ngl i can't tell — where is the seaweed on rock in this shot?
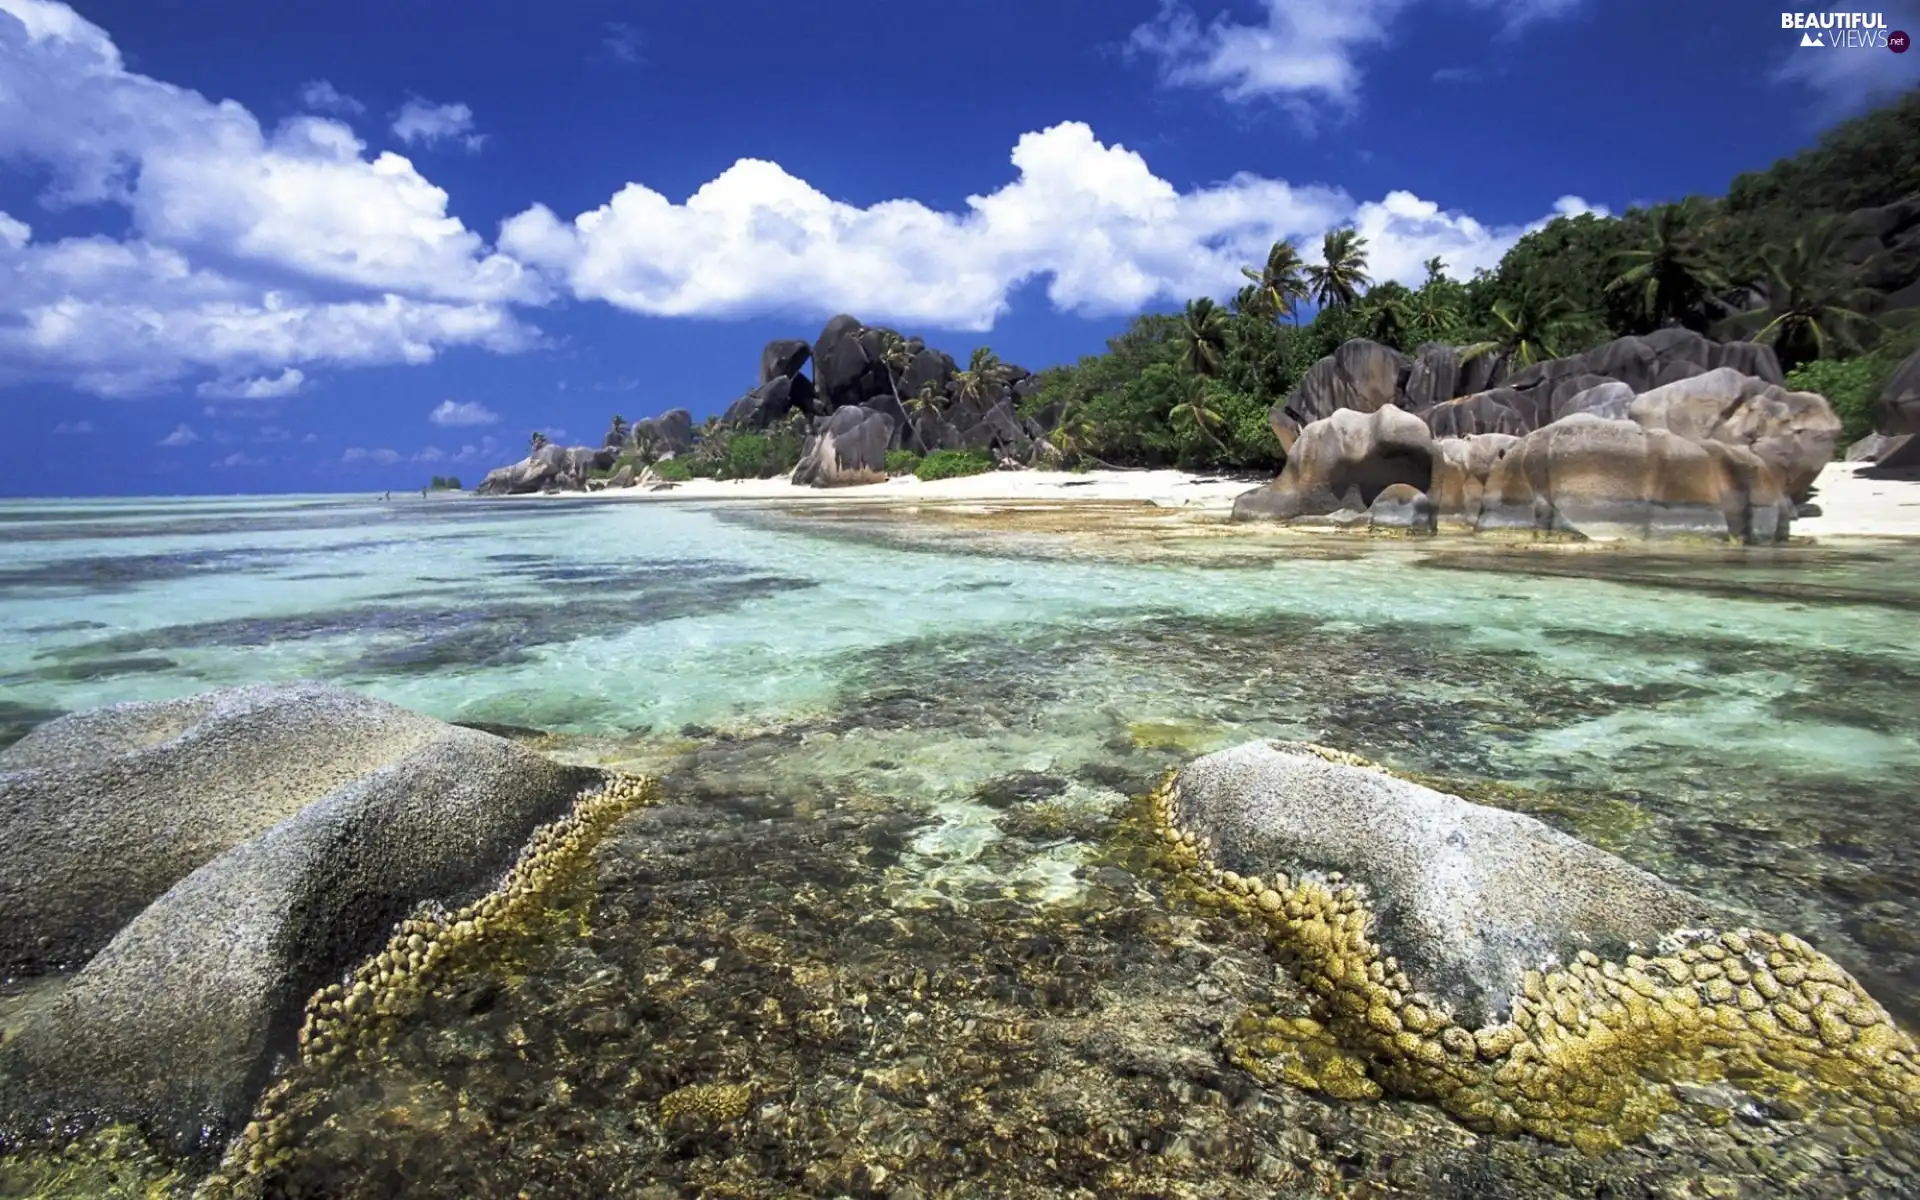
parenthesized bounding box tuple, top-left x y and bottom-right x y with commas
(1145, 745, 1920, 1157)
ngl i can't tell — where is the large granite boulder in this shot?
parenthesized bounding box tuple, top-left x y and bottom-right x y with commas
(1367, 483, 1435, 533)
(1234, 404, 1433, 523)
(1552, 380, 1634, 423)
(1427, 433, 1519, 533)
(1627, 367, 1841, 501)
(1166, 741, 1725, 1027)
(1713, 340, 1785, 385)
(792, 404, 894, 487)
(759, 338, 812, 385)
(1479, 414, 1792, 542)
(723, 374, 816, 429)
(1423, 390, 1527, 439)
(1269, 339, 1410, 453)
(1401, 343, 1463, 413)
(0, 683, 602, 1148)
(812, 314, 872, 410)
(1880, 347, 1920, 436)
(476, 442, 577, 495)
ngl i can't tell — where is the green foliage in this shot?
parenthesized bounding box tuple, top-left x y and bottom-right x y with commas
(426, 475, 463, 490)
(650, 457, 693, 482)
(1307, 227, 1373, 308)
(1786, 358, 1881, 445)
(722, 429, 803, 479)
(914, 449, 995, 481)
(884, 449, 923, 476)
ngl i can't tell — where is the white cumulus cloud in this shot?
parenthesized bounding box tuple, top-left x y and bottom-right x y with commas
(157, 422, 199, 446)
(429, 398, 501, 426)
(52, 419, 94, 433)
(502, 121, 1599, 331)
(341, 446, 402, 465)
(0, 0, 541, 397)
(390, 97, 485, 151)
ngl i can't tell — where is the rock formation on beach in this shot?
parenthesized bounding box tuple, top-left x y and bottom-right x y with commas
(1234, 331, 1842, 543)
(0, 683, 615, 1151)
(1847, 346, 1920, 470)
(1154, 740, 1920, 1150)
(476, 313, 1061, 493)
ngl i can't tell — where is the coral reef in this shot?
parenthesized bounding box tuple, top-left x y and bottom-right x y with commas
(1146, 745, 1920, 1155)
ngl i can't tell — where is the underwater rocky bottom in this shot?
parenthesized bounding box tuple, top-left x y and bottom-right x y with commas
(4, 520, 1919, 1199)
(12, 765, 1918, 1197)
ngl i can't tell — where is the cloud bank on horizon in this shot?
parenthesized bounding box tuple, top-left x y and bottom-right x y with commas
(0, 0, 1611, 404)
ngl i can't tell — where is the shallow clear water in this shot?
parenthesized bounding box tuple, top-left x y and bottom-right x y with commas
(1, 493, 1917, 1196)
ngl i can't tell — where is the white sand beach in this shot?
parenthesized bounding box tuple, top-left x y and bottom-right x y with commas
(507, 461, 1920, 539)
(1797, 462, 1920, 539)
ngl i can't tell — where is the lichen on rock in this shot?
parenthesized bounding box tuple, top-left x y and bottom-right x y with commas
(1148, 741, 1920, 1153)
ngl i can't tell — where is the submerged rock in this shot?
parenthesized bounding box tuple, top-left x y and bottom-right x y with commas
(0, 682, 603, 1150)
(1155, 741, 1920, 1150)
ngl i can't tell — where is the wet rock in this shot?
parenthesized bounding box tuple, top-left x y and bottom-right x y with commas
(972, 771, 1070, 809)
(0, 682, 601, 1148)
(1166, 740, 1728, 1026)
(1478, 415, 1793, 543)
(1367, 483, 1435, 533)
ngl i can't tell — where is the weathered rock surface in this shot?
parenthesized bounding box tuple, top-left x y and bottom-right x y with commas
(1553, 380, 1634, 423)
(1367, 483, 1435, 532)
(1423, 390, 1527, 439)
(1233, 405, 1433, 523)
(1478, 415, 1792, 542)
(1167, 741, 1726, 1027)
(1882, 347, 1920, 436)
(1427, 433, 1518, 532)
(759, 338, 812, 385)
(1269, 339, 1410, 453)
(1627, 366, 1841, 501)
(0, 683, 601, 1147)
(792, 405, 895, 487)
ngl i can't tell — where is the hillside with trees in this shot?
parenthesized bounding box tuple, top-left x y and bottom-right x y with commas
(1022, 91, 1920, 469)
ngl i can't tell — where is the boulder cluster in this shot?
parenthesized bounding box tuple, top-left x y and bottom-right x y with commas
(477, 314, 1066, 493)
(1235, 330, 1848, 542)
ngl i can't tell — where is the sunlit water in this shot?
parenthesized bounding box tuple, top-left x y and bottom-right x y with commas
(1, 493, 1916, 1197)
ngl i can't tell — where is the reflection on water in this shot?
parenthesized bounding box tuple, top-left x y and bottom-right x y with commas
(0, 494, 1916, 1196)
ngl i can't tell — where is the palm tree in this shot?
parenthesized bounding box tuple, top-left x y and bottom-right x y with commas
(1725, 218, 1878, 369)
(1461, 292, 1574, 369)
(1606, 198, 1731, 331)
(951, 347, 1008, 408)
(1358, 282, 1415, 349)
(1409, 287, 1459, 343)
(528, 431, 550, 453)
(1307, 227, 1373, 309)
(1423, 256, 1448, 284)
(871, 329, 916, 406)
(1169, 375, 1228, 450)
(1181, 297, 1230, 377)
(1241, 238, 1312, 324)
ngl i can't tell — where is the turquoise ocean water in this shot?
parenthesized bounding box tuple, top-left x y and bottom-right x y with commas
(2, 492, 1916, 1195)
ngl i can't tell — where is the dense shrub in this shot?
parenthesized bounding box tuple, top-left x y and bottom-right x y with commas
(650, 457, 693, 482)
(884, 450, 923, 475)
(914, 449, 995, 481)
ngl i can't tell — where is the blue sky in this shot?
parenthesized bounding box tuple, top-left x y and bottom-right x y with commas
(1, 0, 1914, 496)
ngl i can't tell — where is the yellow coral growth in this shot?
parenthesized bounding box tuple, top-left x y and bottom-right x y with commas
(209, 773, 660, 1189)
(1148, 758, 1920, 1153)
(659, 1082, 753, 1128)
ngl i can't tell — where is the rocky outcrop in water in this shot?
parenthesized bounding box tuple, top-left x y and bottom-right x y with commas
(0, 682, 602, 1149)
(1237, 332, 1836, 542)
(1156, 741, 1920, 1149)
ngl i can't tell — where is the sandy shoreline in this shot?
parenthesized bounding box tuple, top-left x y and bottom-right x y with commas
(499, 462, 1920, 539)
